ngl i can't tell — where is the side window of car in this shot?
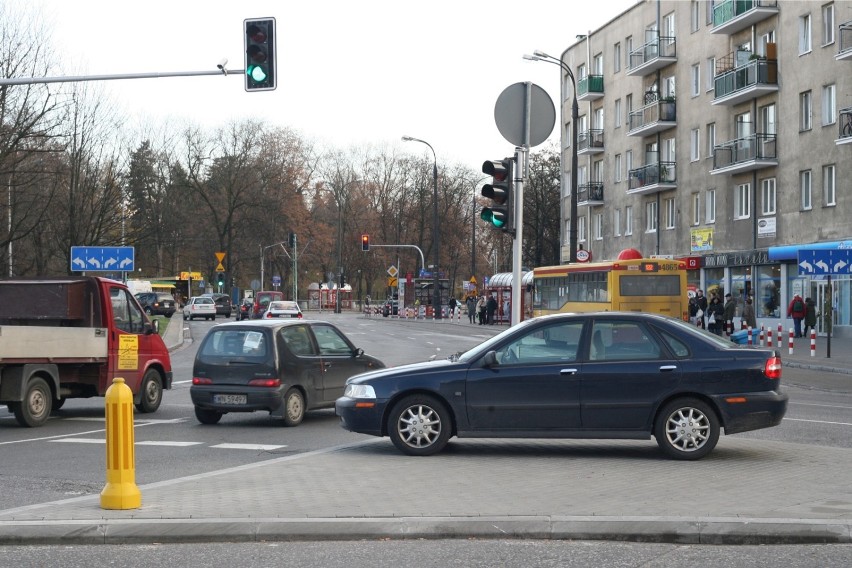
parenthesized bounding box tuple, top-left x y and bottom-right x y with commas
(312, 325, 352, 355)
(589, 320, 662, 362)
(280, 326, 316, 356)
(496, 321, 584, 365)
(657, 329, 690, 358)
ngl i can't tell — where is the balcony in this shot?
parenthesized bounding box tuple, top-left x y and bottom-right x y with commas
(577, 75, 604, 101)
(838, 21, 852, 61)
(627, 162, 677, 196)
(837, 107, 852, 146)
(627, 99, 676, 137)
(711, 0, 779, 35)
(577, 129, 605, 155)
(627, 36, 676, 76)
(577, 182, 604, 206)
(711, 133, 777, 175)
(712, 58, 778, 105)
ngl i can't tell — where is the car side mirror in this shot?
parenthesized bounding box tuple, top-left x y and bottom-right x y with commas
(354, 347, 364, 358)
(145, 319, 159, 335)
(481, 350, 498, 367)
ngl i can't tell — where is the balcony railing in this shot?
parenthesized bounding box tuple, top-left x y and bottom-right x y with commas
(627, 161, 677, 193)
(627, 99, 676, 136)
(711, 133, 777, 173)
(838, 107, 852, 145)
(577, 129, 604, 154)
(577, 75, 604, 100)
(627, 36, 676, 76)
(712, 0, 779, 35)
(839, 21, 852, 61)
(577, 182, 604, 205)
(713, 58, 778, 104)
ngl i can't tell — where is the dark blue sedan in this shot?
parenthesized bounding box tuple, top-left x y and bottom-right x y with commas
(335, 312, 788, 460)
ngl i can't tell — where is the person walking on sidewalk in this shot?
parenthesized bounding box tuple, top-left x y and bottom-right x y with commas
(477, 295, 487, 325)
(723, 293, 736, 335)
(742, 297, 757, 330)
(466, 295, 476, 324)
(803, 297, 817, 337)
(486, 295, 498, 325)
(787, 294, 806, 337)
(695, 289, 708, 329)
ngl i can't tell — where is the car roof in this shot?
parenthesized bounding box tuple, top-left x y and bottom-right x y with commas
(211, 318, 328, 330)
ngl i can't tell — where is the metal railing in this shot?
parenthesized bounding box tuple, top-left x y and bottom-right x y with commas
(577, 75, 604, 97)
(577, 129, 605, 152)
(713, 0, 778, 28)
(628, 36, 676, 70)
(577, 182, 604, 203)
(627, 161, 676, 191)
(840, 21, 852, 57)
(714, 58, 777, 98)
(839, 107, 852, 139)
(712, 133, 776, 169)
(628, 99, 676, 131)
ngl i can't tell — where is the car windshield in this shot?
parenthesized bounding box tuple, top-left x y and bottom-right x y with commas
(456, 318, 539, 363)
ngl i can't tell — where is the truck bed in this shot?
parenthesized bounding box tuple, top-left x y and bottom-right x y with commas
(0, 326, 108, 361)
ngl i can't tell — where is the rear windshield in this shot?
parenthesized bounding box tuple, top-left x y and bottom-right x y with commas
(156, 294, 173, 302)
(270, 301, 299, 310)
(201, 329, 269, 357)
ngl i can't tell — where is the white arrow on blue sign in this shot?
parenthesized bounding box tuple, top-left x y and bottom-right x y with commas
(797, 248, 852, 275)
(70, 246, 135, 272)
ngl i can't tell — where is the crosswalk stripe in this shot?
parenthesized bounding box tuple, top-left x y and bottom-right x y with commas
(49, 438, 285, 450)
(210, 443, 287, 451)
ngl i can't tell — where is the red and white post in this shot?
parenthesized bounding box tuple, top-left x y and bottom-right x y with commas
(759, 325, 765, 347)
(767, 329, 773, 348)
(810, 330, 817, 357)
(747, 327, 753, 346)
(788, 328, 794, 355)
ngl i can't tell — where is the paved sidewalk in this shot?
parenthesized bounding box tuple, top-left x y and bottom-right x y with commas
(1, 313, 849, 546)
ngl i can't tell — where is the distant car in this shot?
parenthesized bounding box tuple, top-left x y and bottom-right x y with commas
(382, 298, 399, 317)
(202, 293, 232, 318)
(183, 296, 216, 321)
(336, 312, 788, 460)
(190, 319, 385, 426)
(238, 298, 254, 321)
(135, 292, 177, 318)
(252, 290, 284, 318)
(263, 300, 303, 319)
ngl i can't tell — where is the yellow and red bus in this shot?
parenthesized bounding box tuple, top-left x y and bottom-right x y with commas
(532, 257, 688, 320)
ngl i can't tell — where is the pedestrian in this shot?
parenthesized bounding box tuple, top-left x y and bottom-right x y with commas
(723, 293, 736, 335)
(803, 297, 817, 337)
(466, 295, 476, 324)
(486, 294, 498, 325)
(448, 296, 457, 318)
(688, 296, 699, 326)
(742, 297, 757, 330)
(477, 295, 487, 325)
(695, 289, 708, 329)
(787, 294, 806, 337)
(706, 296, 724, 335)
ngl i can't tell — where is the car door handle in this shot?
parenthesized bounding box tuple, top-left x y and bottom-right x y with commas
(659, 365, 677, 372)
(560, 368, 578, 375)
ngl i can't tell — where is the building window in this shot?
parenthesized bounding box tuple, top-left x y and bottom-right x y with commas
(800, 91, 812, 131)
(625, 205, 633, 235)
(625, 94, 632, 124)
(578, 215, 587, 243)
(615, 153, 622, 182)
(705, 57, 715, 92)
(593, 213, 603, 240)
(593, 53, 603, 76)
(690, 128, 700, 162)
(823, 3, 835, 46)
(664, 198, 676, 230)
(625, 36, 633, 68)
(614, 42, 621, 73)
(691, 64, 700, 97)
(823, 164, 836, 206)
(822, 84, 836, 126)
(735, 183, 751, 219)
(645, 201, 658, 233)
(799, 14, 812, 54)
(614, 98, 622, 128)
(691, 192, 700, 226)
(760, 103, 777, 135)
(801, 170, 812, 210)
(705, 0, 713, 25)
(761, 178, 776, 215)
(626, 149, 633, 173)
(691, 1, 700, 32)
(614, 209, 621, 236)
(706, 189, 716, 223)
(706, 123, 715, 159)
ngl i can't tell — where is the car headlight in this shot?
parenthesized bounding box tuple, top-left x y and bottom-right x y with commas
(344, 384, 376, 399)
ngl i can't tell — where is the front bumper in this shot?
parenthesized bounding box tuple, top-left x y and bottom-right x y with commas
(334, 396, 387, 437)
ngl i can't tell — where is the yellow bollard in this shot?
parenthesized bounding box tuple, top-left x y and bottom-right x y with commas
(100, 377, 141, 510)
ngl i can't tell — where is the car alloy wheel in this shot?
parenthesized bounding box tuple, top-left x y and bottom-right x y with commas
(283, 388, 305, 427)
(654, 397, 720, 460)
(388, 395, 452, 456)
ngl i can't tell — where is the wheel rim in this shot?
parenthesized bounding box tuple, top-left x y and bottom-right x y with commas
(396, 404, 442, 449)
(286, 394, 303, 422)
(664, 406, 711, 453)
(144, 377, 160, 405)
(28, 387, 49, 420)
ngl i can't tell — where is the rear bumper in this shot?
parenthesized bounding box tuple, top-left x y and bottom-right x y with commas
(712, 390, 789, 435)
(190, 385, 284, 413)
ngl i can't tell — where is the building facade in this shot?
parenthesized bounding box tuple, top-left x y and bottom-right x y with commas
(558, 0, 852, 336)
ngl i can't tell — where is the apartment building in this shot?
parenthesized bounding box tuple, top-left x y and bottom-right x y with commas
(557, 0, 852, 336)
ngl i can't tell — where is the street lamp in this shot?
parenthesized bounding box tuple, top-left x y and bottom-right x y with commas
(402, 135, 441, 319)
(524, 50, 579, 264)
(322, 178, 359, 314)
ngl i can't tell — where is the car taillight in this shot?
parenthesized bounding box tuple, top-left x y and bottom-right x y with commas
(192, 377, 212, 385)
(297, 313, 303, 319)
(265, 312, 272, 318)
(764, 356, 781, 379)
(248, 378, 281, 387)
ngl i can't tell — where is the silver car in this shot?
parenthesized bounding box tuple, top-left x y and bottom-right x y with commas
(262, 300, 303, 319)
(183, 296, 216, 321)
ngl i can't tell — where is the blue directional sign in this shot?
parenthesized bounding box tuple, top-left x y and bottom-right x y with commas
(797, 248, 852, 276)
(70, 246, 135, 272)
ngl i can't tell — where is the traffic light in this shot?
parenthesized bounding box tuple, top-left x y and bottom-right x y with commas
(217, 273, 225, 288)
(480, 158, 514, 234)
(289, 232, 296, 248)
(244, 18, 276, 91)
(361, 234, 370, 251)
(340, 274, 346, 287)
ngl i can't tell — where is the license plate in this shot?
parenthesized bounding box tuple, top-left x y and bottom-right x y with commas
(213, 394, 247, 405)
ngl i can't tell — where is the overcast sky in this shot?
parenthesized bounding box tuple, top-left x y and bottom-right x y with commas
(31, 0, 637, 171)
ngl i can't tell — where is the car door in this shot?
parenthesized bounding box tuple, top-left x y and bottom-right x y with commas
(107, 285, 148, 392)
(465, 320, 585, 431)
(580, 318, 681, 431)
(310, 323, 367, 402)
(278, 325, 325, 404)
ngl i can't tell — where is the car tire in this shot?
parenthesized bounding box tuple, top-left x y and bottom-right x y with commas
(135, 369, 163, 414)
(183, 312, 188, 320)
(165, 313, 173, 319)
(654, 397, 720, 460)
(144, 307, 153, 315)
(195, 406, 222, 425)
(12, 377, 52, 428)
(282, 388, 305, 427)
(388, 394, 452, 456)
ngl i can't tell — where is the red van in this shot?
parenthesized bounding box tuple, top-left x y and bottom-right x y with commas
(252, 290, 284, 318)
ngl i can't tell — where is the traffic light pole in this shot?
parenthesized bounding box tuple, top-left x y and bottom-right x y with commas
(511, 147, 525, 327)
(0, 69, 245, 87)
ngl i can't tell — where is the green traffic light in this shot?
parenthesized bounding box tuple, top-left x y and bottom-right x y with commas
(480, 209, 507, 228)
(247, 65, 268, 82)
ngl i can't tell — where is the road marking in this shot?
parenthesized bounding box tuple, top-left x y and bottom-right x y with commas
(49, 439, 284, 450)
(136, 441, 204, 447)
(211, 443, 287, 451)
(49, 438, 103, 444)
(784, 418, 852, 427)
